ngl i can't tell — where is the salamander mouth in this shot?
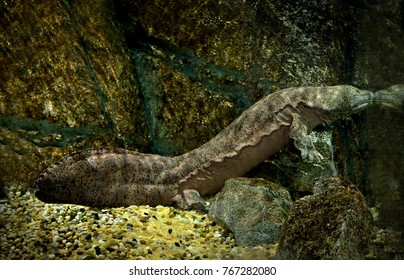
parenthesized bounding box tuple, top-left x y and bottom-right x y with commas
(372, 88, 404, 110)
(351, 89, 403, 112)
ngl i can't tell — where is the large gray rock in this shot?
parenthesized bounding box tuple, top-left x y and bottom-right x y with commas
(276, 178, 373, 259)
(209, 177, 293, 246)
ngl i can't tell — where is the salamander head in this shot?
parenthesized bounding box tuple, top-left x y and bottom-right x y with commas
(313, 85, 403, 122)
(350, 84, 404, 113)
(308, 85, 374, 122)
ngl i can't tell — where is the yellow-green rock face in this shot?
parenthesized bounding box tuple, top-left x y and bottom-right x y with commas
(123, 0, 345, 86)
(1, 0, 147, 188)
(0, 0, 148, 152)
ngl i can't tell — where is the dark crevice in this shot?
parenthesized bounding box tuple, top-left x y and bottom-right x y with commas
(113, 0, 164, 153)
(0, 176, 5, 198)
(0, 114, 109, 148)
(62, 0, 113, 133)
(131, 50, 163, 154)
(335, 0, 361, 85)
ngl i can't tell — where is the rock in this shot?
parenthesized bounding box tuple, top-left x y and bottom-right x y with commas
(312, 176, 350, 193)
(209, 177, 293, 246)
(122, 0, 347, 86)
(276, 178, 373, 259)
(352, 0, 404, 89)
(0, 0, 146, 193)
(0, 0, 146, 148)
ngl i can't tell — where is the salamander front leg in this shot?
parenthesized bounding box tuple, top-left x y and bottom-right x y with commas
(289, 112, 324, 162)
(172, 189, 208, 211)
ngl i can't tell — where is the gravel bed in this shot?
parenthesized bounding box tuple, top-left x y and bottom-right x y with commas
(2, 186, 401, 260)
(0, 187, 277, 260)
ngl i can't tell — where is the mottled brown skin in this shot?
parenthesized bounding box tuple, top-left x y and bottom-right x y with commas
(33, 85, 403, 209)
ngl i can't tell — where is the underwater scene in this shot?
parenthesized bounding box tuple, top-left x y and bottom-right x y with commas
(1, 0, 403, 260)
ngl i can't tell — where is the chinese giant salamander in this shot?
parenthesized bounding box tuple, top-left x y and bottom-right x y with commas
(33, 84, 403, 209)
